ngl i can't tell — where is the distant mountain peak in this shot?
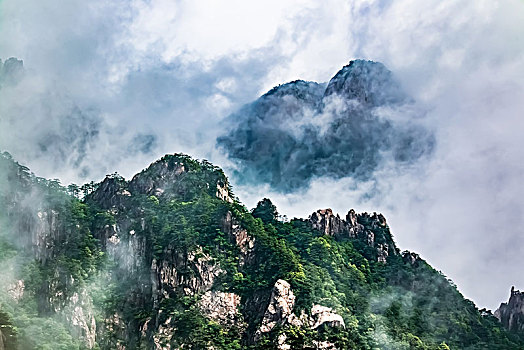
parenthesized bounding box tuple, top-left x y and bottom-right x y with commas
(217, 59, 434, 192)
(0, 57, 24, 86)
(323, 59, 408, 107)
(263, 79, 325, 99)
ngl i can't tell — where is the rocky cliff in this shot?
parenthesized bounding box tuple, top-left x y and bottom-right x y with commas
(309, 208, 394, 263)
(495, 287, 524, 332)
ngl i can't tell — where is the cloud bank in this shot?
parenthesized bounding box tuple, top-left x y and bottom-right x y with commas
(1, 0, 524, 311)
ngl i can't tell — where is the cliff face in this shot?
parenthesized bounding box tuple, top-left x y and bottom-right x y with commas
(1, 152, 524, 349)
(495, 287, 524, 332)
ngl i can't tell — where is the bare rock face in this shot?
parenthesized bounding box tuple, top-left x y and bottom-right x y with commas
(323, 60, 407, 108)
(402, 251, 421, 266)
(7, 280, 24, 301)
(276, 334, 338, 350)
(309, 208, 393, 263)
(103, 223, 148, 274)
(221, 211, 256, 266)
(39, 276, 97, 349)
(313, 340, 338, 349)
(495, 287, 524, 332)
(255, 280, 346, 348)
(216, 182, 233, 203)
(346, 209, 365, 238)
(310, 305, 345, 329)
(129, 160, 186, 198)
(87, 176, 130, 210)
(376, 244, 389, 264)
(277, 333, 291, 350)
(102, 313, 128, 350)
(153, 316, 175, 350)
(34, 209, 60, 264)
(152, 246, 225, 298)
(257, 279, 296, 335)
(198, 291, 243, 327)
(310, 209, 349, 237)
(63, 290, 97, 349)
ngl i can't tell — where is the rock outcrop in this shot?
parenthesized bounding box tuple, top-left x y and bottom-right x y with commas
(129, 158, 186, 197)
(495, 287, 524, 332)
(33, 209, 61, 264)
(127, 154, 232, 202)
(257, 279, 297, 336)
(198, 291, 243, 327)
(221, 210, 256, 266)
(152, 247, 225, 298)
(87, 175, 130, 210)
(310, 304, 345, 329)
(323, 60, 407, 107)
(255, 279, 345, 347)
(309, 208, 395, 262)
(102, 313, 128, 350)
(63, 290, 97, 349)
(402, 251, 421, 266)
(7, 280, 24, 301)
(310, 209, 350, 237)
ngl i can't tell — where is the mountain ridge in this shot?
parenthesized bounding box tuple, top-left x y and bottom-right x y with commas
(1, 151, 523, 349)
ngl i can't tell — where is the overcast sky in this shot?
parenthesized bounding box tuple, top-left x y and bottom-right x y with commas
(1, 0, 524, 310)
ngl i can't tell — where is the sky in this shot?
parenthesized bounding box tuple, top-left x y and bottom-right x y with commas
(1, 0, 524, 310)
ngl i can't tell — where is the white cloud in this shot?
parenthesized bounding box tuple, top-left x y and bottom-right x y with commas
(1, 0, 524, 310)
(124, 0, 316, 63)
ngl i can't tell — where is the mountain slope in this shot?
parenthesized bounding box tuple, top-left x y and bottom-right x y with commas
(0, 152, 523, 349)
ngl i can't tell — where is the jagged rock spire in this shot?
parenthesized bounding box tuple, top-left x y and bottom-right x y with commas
(495, 287, 524, 332)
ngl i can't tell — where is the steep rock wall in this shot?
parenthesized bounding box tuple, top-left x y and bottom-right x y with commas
(496, 287, 524, 332)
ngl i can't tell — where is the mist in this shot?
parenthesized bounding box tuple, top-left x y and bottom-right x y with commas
(1, 0, 524, 312)
(217, 60, 435, 192)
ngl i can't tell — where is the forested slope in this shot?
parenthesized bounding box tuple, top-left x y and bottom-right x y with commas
(0, 152, 522, 349)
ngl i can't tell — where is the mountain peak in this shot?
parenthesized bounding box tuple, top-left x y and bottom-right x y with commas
(129, 154, 232, 201)
(263, 79, 326, 103)
(323, 59, 408, 107)
(217, 59, 433, 193)
(309, 208, 395, 263)
(2, 153, 524, 349)
(0, 57, 24, 86)
(495, 287, 524, 332)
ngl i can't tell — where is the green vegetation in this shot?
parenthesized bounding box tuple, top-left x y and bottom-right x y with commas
(0, 152, 523, 349)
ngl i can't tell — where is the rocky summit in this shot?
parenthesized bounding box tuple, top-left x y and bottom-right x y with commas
(0, 151, 523, 349)
(495, 287, 524, 333)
